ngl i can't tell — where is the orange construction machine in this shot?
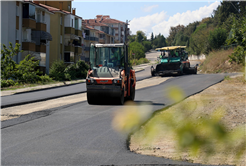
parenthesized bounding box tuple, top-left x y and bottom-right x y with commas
(86, 43, 136, 105)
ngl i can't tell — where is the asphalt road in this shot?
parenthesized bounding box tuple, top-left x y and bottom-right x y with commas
(1, 67, 151, 108)
(2, 73, 228, 165)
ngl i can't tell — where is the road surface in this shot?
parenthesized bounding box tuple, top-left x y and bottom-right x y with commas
(2, 73, 228, 165)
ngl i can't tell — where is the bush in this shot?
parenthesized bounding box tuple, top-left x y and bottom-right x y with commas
(1, 79, 16, 88)
(208, 27, 227, 50)
(64, 60, 89, 80)
(49, 60, 67, 81)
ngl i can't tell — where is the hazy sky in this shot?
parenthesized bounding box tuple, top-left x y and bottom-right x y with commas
(72, 0, 221, 38)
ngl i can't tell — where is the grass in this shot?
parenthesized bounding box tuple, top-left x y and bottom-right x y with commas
(199, 48, 244, 74)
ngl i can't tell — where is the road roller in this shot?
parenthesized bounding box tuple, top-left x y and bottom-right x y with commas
(86, 43, 136, 105)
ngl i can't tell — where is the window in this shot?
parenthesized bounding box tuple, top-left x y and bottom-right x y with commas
(60, 35, 62, 44)
(60, 16, 62, 25)
(16, 30, 19, 40)
(22, 4, 35, 19)
(37, 10, 41, 22)
(16, 6, 19, 16)
(75, 19, 78, 30)
(42, 13, 45, 23)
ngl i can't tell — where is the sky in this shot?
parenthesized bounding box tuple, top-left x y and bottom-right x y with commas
(72, 0, 221, 39)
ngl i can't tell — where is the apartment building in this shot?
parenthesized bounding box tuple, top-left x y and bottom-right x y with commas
(38, 1, 83, 68)
(83, 19, 114, 44)
(1, 0, 53, 74)
(95, 15, 129, 43)
(83, 25, 99, 62)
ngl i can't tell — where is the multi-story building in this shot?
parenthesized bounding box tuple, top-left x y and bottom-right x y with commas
(95, 15, 129, 43)
(1, 0, 53, 74)
(83, 25, 99, 62)
(83, 19, 114, 44)
(38, 2, 83, 68)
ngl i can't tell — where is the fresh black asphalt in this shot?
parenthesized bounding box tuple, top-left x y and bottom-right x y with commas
(1, 68, 152, 108)
(2, 73, 230, 165)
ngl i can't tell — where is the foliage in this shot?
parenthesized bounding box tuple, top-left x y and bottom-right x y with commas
(208, 27, 227, 50)
(49, 60, 67, 81)
(129, 58, 149, 67)
(15, 54, 41, 83)
(64, 60, 89, 81)
(112, 86, 245, 163)
(153, 34, 166, 48)
(142, 41, 152, 52)
(227, 17, 246, 65)
(128, 42, 145, 60)
(1, 42, 53, 88)
(1, 43, 20, 80)
(136, 31, 146, 43)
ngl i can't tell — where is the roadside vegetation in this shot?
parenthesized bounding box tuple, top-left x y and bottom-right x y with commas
(128, 30, 166, 67)
(199, 48, 244, 73)
(1, 43, 89, 90)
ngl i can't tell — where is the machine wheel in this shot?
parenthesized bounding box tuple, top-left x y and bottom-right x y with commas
(151, 66, 156, 76)
(118, 89, 125, 105)
(87, 93, 96, 105)
(127, 85, 135, 101)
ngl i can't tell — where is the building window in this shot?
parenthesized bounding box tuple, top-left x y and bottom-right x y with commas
(60, 16, 62, 25)
(60, 35, 62, 44)
(75, 19, 78, 30)
(16, 30, 19, 40)
(37, 10, 41, 22)
(23, 4, 35, 20)
(16, 6, 19, 16)
(68, 5, 71, 12)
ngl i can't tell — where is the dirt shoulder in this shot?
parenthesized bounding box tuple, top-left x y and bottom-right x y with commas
(130, 75, 246, 166)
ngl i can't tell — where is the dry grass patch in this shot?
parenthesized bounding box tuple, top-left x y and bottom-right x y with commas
(199, 49, 244, 73)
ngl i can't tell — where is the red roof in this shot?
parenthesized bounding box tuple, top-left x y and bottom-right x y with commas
(84, 19, 109, 27)
(39, 3, 82, 18)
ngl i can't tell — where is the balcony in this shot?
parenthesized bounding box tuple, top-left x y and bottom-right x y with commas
(75, 46, 82, 54)
(36, 44, 46, 53)
(22, 41, 36, 52)
(65, 27, 75, 35)
(22, 18, 36, 29)
(84, 36, 99, 41)
(36, 22, 46, 32)
(65, 45, 75, 52)
(75, 29, 82, 37)
(99, 38, 106, 44)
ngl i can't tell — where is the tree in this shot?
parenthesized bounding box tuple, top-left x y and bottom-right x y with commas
(227, 17, 246, 65)
(151, 32, 154, 44)
(136, 30, 146, 43)
(208, 27, 227, 50)
(1, 43, 20, 80)
(166, 25, 185, 46)
(128, 41, 145, 60)
(142, 41, 152, 53)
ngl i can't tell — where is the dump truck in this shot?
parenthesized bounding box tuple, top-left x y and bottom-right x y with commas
(86, 43, 136, 105)
(151, 46, 197, 76)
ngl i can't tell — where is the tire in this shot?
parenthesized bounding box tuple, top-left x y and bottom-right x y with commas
(127, 86, 135, 101)
(87, 92, 96, 105)
(118, 90, 125, 105)
(151, 66, 156, 76)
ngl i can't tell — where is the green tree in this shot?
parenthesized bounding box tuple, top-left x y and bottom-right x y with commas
(227, 17, 246, 64)
(136, 31, 146, 43)
(151, 32, 154, 44)
(128, 41, 145, 60)
(142, 41, 152, 52)
(1, 43, 20, 80)
(208, 27, 227, 50)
